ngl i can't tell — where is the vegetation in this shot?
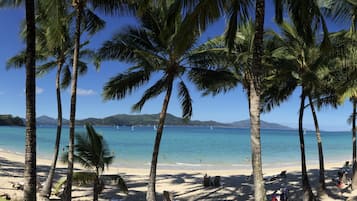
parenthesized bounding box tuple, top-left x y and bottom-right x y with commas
(0, 115, 24, 126)
(1, 0, 357, 201)
(59, 124, 127, 201)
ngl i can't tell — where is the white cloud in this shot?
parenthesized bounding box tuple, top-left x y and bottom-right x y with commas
(23, 87, 44, 95)
(76, 88, 97, 96)
(36, 86, 44, 95)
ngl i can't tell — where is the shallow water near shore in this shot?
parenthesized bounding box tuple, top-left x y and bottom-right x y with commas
(0, 126, 351, 170)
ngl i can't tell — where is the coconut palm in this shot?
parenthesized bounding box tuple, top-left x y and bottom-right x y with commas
(272, 22, 336, 199)
(0, 0, 36, 199)
(24, 0, 36, 200)
(6, 1, 99, 196)
(62, 0, 107, 199)
(323, 0, 357, 188)
(329, 29, 357, 188)
(58, 124, 127, 201)
(98, 2, 237, 200)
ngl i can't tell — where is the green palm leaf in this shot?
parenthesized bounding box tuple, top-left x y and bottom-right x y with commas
(103, 70, 151, 100)
(132, 76, 168, 112)
(178, 81, 193, 120)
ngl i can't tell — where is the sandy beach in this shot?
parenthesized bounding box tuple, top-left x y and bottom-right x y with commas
(1, 150, 357, 200)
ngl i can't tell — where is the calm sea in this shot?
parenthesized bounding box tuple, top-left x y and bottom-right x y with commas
(0, 126, 352, 169)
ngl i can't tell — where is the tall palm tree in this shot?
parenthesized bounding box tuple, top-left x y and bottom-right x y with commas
(272, 22, 335, 199)
(330, 29, 357, 188)
(250, 1, 266, 199)
(98, 2, 233, 200)
(24, 0, 37, 200)
(0, 0, 37, 199)
(6, 3, 99, 197)
(62, 0, 107, 199)
(323, 0, 357, 188)
(59, 124, 127, 201)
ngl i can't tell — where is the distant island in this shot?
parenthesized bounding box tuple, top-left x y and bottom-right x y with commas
(34, 113, 292, 130)
(0, 113, 292, 129)
(0, 115, 25, 126)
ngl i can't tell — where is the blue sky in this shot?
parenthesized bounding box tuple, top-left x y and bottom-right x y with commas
(0, 2, 353, 131)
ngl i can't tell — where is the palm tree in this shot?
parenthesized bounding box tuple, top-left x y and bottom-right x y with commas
(272, 22, 335, 199)
(62, 1, 107, 199)
(323, 0, 357, 188)
(98, 2, 232, 200)
(24, 0, 37, 200)
(329, 29, 357, 188)
(250, 1, 266, 199)
(6, 2, 99, 197)
(0, 0, 37, 199)
(59, 124, 127, 201)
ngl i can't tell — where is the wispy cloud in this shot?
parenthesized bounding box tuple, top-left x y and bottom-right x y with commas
(23, 87, 44, 95)
(76, 88, 97, 96)
(36, 86, 44, 95)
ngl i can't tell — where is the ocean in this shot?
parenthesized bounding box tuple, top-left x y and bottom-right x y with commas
(0, 126, 352, 170)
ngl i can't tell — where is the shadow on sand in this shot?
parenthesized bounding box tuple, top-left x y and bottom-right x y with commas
(0, 156, 352, 201)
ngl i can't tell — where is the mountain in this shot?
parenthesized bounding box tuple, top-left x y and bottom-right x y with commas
(0, 115, 25, 126)
(35, 114, 292, 130)
(37, 115, 69, 125)
(230, 120, 292, 130)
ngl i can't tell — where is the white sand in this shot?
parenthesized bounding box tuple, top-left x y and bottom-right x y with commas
(1, 150, 356, 200)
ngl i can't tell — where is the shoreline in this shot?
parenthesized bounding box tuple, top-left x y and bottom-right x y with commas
(1, 149, 356, 200)
(0, 148, 351, 177)
(0, 147, 351, 172)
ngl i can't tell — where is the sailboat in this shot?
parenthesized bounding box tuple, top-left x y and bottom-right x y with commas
(131, 125, 135, 132)
(153, 125, 157, 131)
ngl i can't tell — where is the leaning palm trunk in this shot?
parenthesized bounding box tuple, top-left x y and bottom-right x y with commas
(299, 90, 315, 201)
(63, 1, 82, 200)
(352, 99, 357, 189)
(146, 79, 173, 201)
(41, 62, 64, 198)
(250, 0, 267, 200)
(93, 168, 100, 201)
(24, 0, 37, 200)
(308, 96, 326, 194)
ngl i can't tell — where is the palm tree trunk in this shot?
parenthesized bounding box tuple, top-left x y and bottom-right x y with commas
(351, 99, 357, 189)
(41, 61, 63, 199)
(250, 0, 267, 200)
(308, 96, 326, 194)
(24, 0, 37, 200)
(63, 1, 82, 200)
(93, 168, 100, 201)
(146, 79, 173, 201)
(299, 90, 314, 201)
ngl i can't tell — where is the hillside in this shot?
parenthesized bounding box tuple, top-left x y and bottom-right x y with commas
(0, 115, 25, 126)
(230, 120, 292, 130)
(35, 114, 292, 129)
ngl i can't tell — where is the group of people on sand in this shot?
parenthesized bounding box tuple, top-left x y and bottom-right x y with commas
(269, 161, 353, 201)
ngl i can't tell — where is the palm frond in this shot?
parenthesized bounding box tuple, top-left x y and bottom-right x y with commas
(0, 0, 22, 7)
(189, 68, 238, 96)
(177, 81, 192, 120)
(224, 0, 251, 51)
(132, 76, 168, 112)
(103, 70, 151, 100)
(61, 65, 71, 89)
(82, 9, 105, 35)
(6, 52, 27, 70)
(36, 61, 57, 77)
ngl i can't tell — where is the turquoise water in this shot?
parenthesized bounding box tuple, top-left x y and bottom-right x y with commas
(0, 126, 352, 169)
